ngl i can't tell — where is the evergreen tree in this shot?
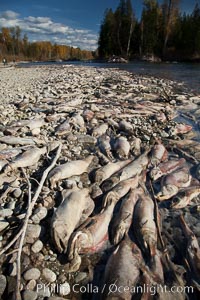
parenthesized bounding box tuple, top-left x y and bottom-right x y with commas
(192, 3, 200, 54)
(141, 0, 163, 57)
(98, 9, 117, 58)
(162, 0, 180, 58)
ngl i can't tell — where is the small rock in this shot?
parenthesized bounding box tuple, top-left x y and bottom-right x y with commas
(31, 207, 47, 224)
(26, 279, 36, 290)
(26, 224, 41, 243)
(23, 268, 41, 281)
(42, 268, 57, 283)
(160, 131, 169, 138)
(13, 188, 22, 198)
(31, 128, 40, 136)
(31, 240, 43, 253)
(91, 103, 99, 111)
(0, 274, 7, 296)
(143, 134, 150, 141)
(22, 290, 37, 300)
(58, 282, 71, 296)
(42, 196, 54, 208)
(170, 100, 176, 105)
(75, 272, 88, 283)
(0, 209, 13, 217)
(6, 201, 16, 210)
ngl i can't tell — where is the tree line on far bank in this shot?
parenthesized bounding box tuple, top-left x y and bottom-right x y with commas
(98, 0, 200, 62)
(0, 26, 93, 62)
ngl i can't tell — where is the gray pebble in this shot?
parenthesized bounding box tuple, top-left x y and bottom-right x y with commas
(58, 282, 71, 296)
(22, 290, 38, 300)
(0, 209, 13, 217)
(31, 207, 47, 224)
(42, 268, 57, 283)
(0, 274, 6, 296)
(13, 188, 22, 198)
(26, 224, 41, 243)
(31, 240, 43, 253)
(23, 268, 41, 281)
(0, 220, 9, 232)
(75, 272, 88, 283)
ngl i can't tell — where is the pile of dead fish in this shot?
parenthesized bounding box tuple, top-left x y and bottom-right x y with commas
(0, 65, 200, 300)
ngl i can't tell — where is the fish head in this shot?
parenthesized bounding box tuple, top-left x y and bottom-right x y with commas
(112, 223, 127, 245)
(171, 192, 187, 209)
(150, 168, 162, 181)
(51, 220, 70, 253)
(67, 231, 88, 261)
(103, 191, 117, 208)
(143, 231, 157, 257)
(94, 170, 104, 183)
(67, 250, 82, 273)
(131, 242, 143, 261)
(156, 184, 179, 201)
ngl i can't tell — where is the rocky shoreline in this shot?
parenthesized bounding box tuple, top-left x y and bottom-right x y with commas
(0, 65, 200, 300)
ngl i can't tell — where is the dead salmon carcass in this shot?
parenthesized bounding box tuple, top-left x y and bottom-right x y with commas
(48, 155, 94, 188)
(119, 119, 133, 132)
(150, 158, 186, 181)
(0, 136, 36, 146)
(70, 112, 85, 129)
(156, 167, 192, 201)
(148, 250, 165, 284)
(0, 146, 23, 160)
(113, 136, 130, 159)
(171, 186, 200, 209)
(4, 146, 47, 173)
(103, 175, 139, 208)
(131, 137, 141, 156)
(97, 135, 113, 159)
(9, 118, 45, 130)
(0, 174, 17, 187)
(0, 148, 23, 160)
(150, 142, 168, 166)
(107, 118, 119, 130)
(51, 188, 94, 253)
(94, 159, 132, 184)
(67, 201, 115, 272)
(111, 189, 140, 245)
(101, 150, 149, 192)
(101, 238, 143, 300)
(133, 191, 157, 257)
(82, 109, 94, 122)
(92, 123, 108, 137)
(179, 215, 200, 282)
(55, 120, 71, 136)
(171, 123, 193, 135)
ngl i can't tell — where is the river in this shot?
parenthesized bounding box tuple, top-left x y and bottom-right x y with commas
(19, 60, 200, 93)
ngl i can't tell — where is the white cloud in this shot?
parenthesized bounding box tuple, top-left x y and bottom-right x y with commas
(1, 10, 19, 20)
(0, 10, 98, 51)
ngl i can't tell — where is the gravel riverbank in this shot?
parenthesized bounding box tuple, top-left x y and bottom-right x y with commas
(0, 65, 200, 300)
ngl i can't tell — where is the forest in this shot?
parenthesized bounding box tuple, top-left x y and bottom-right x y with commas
(1, 0, 200, 63)
(0, 26, 94, 62)
(98, 0, 200, 62)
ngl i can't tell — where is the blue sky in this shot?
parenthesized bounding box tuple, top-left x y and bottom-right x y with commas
(0, 0, 198, 50)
